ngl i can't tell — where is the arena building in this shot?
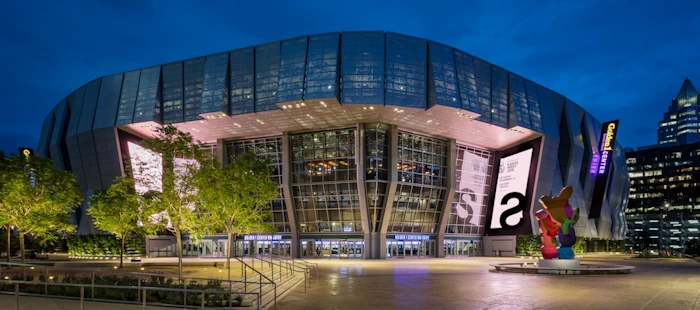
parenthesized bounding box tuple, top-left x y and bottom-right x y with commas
(36, 31, 630, 259)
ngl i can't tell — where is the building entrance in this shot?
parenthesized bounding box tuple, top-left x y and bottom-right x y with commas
(235, 240, 291, 257)
(444, 240, 481, 256)
(386, 240, 435, 258)
(301, 239, 364, 258)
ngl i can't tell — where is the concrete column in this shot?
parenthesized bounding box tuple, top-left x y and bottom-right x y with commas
(355, 123, 373, 258)
(216, 139, 226, 168)
(281, 133, 300, 258)
(436, 139, 458, 258)
(377, 125, 399, 259)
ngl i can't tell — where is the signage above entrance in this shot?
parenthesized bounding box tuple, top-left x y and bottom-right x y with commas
(244, 235, 282, 241)
(393, 235, 430, 241)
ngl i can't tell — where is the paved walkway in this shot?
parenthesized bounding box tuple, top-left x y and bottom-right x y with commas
(0, 294, 172, 310)
(278, 255, 700, 310)
(2, 255, 698, 309)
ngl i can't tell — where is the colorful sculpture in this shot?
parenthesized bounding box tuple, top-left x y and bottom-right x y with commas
(536, 187, 580, 259)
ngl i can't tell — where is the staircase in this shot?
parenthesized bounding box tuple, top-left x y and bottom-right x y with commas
(229, 255, 317, 309)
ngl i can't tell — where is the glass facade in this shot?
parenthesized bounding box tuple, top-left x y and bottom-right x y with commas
(133, 66, 162, 123)
(276, 36, 308, 103)
(340, 31, 384, 104)
(229, 47, 255, 115)
(525, 79, 544, 132)
(428, 41, 459, 108)
(93, 73, 123, 130)
(162, 62, 184, 124)
(365, 124, 390, 232)
(116, 70, 140, 126)
(446, 146, 493, 235)
(255, 42, 280, 112)
(40, 31, 631, 255)
(304, 32, 339, 100)
(454, 50, 481, 115)
(389, 131, 448, 233)
(183, 57, 205, 122)
(226, 137, 290, 233)
(291, 129, 363, 233)
(385, 32, 427, 108)
(508, 73, 532, 129)
(490, 66, 509, 128)
(200, 52, 229, 115)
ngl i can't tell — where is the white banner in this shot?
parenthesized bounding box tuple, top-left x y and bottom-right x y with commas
(455, 150, 489, 225)
(489, 148, 533, 229)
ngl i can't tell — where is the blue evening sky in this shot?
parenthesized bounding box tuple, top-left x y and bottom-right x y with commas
(1, 0, 699, 154)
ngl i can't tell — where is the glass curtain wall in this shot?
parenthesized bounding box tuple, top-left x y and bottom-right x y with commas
(225, 137, 290, 233)
(291, 129, 363, 233)
(388, 131, 448, 233)
(365, 124, 390, 232)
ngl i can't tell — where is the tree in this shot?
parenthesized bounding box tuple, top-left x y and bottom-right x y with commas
(0, 154, 80, 263)
(88, 176, 153, 268)
(196, 153, 278, 281)
(137, 125, 205, 278)
(0, 151, 11, 263)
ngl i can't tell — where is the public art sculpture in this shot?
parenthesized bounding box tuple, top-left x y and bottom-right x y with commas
(536, 186, 579, 259)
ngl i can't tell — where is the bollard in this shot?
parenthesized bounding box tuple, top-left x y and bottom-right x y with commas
(80, 286, 85, 310)
(15, 282, 19, 310)
(91, 272, 95, 300)
(137, 277, 141, 302)
(44, 267, 48, 296)
(201, 291, 205, 310)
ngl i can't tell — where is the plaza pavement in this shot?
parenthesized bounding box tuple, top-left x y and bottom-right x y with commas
(1, 254, 698, 309)
(278, 254, 700, 310)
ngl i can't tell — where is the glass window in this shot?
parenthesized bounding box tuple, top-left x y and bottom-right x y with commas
(340, 31, 385, 104)
(225, 137, 290, 233)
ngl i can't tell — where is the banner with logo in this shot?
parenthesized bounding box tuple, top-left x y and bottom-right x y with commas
(489, 148, 533, 230)
(453, 150, 490, 226)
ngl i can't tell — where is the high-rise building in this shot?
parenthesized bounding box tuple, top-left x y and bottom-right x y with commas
(36, 31, 630, 259)
(658, 78, 700, 145)
(625, 143, 700, 254)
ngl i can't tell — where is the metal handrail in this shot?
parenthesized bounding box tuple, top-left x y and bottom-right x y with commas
(0, 279, 260, 310)
(234, 257, 276, 309)
(0, 262, 246, 289)
(271, 255, 318, 279)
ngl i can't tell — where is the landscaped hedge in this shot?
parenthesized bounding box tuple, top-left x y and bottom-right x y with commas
(67, 235, 145, 256)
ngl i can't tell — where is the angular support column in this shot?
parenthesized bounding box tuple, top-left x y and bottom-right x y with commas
(355, 123, 372, 258)
(281, 132, 300, 258)
(377, 125, 399, 259)
(436, 139, 457, 258)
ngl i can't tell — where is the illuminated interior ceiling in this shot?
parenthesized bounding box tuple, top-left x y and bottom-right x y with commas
(122, 98, 540, 151)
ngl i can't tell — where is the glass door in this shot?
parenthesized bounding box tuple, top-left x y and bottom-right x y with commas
(339, 242, 349, 258)
(354, 241, 363, 258)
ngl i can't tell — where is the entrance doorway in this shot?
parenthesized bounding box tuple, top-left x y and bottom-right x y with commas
(444, 240, 481, 256)
(386, 240, 435, 258)
(235, 240, 292, 257)
(301, 240, 364, 259)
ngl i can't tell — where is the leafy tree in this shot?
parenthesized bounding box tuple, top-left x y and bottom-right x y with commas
(88, 176, 154, 268)
(196, 153, 278, 281)
(0, 153, 80, 263)
(0, 151, 11, 262)
(137, 125, 205, 278)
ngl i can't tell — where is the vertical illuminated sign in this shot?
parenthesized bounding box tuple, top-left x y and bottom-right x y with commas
(589, 120, 619, 219)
